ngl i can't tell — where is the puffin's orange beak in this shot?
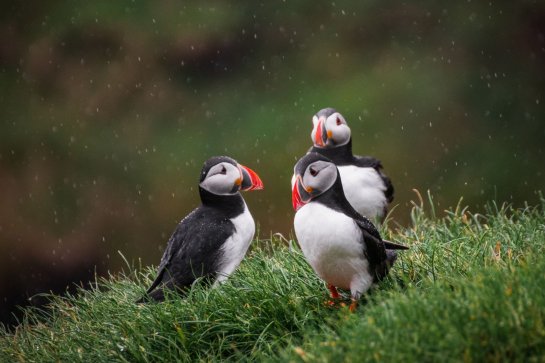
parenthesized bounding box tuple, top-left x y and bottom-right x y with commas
(314, 118, 325, 147)
(239, 164, 264, 191)
(292, 175, 311, 211)
(314, 116, 330, 147)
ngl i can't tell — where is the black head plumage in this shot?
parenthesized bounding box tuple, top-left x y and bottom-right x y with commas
(315, 107, 337, 119)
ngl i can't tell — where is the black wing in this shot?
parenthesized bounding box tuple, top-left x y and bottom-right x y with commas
(352, 155, 382, 169)
(144, 213, 193, 295)
(354, 215, 382, 241)
(354, 217, 408, 282)
(354, 217, 408, 251)
(359, 227, 390, 282)
(353, 216, 388, 281)
(353, 155, 394, 204)
(382, 239, 409, 250)
(144, 207, 235, 297)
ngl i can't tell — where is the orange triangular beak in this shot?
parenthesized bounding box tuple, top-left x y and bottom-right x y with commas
(239, 164, 264, 191)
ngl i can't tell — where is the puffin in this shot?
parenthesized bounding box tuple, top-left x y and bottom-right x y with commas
(292, 153, 407, 311)
(138, 156, 263, 302)
(309, 107, 394, 222)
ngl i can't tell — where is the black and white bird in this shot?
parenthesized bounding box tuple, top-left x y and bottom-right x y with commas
(309, 107, 394, 222)
(138, 156, 263, 302)
(292, 153, 407, 311)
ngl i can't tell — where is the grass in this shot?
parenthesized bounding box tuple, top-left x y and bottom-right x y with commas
(1, 194, 545, 362)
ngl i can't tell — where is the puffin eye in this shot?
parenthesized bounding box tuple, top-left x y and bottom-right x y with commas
(336, 117, 342, 126)
(220, 166, 227, 175)
(309, 167, 318, 177)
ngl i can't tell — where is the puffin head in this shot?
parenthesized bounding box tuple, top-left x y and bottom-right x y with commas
(199, 156, 263, 196)
(291, 153, 339, 211)
(311, 107, 351, 148)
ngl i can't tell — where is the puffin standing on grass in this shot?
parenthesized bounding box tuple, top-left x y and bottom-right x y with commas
(292, 153, 407, 311)
(138, 156, 263, 302)
(310, 108, 394, 222)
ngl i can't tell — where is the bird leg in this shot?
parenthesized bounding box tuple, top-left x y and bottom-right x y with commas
(349, 291, 361, 312)
(325, 284, 341, 306)
(349, 298, 358, 312)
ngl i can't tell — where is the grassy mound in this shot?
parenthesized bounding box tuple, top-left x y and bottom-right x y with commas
(2, 196, 545, 362)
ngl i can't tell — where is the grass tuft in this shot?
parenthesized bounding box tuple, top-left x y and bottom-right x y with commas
(2, 198, 545, 362)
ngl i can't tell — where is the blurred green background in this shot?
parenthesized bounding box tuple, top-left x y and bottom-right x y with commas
(1, 1, 544, 325)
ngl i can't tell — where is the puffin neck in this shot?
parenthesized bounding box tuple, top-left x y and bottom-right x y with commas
(199, 187, 245, 217)
(312, 138, 354, 165)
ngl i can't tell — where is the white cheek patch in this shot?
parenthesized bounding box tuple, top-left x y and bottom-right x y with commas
(310, 128, 317, 144)
(324, 115, 351, 147)
(310, 127, 318, 144)
(200, 164, 240, 195)
(312, 115, 320, 128)
(310, 116, 320, 143)
(332, 126, 351, 146)
(302, 162, 337, 196)
(200, 175, 232, 195)
(325, 114, 337, 130)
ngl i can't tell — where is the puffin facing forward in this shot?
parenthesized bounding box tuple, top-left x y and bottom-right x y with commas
(310, 108, 394, 222)
(292, 153, 407, 311)
(138, 156, 263, 302)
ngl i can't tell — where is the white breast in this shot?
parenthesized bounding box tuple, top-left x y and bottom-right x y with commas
(214, 203, 255, 285)
(338, 165, 387, 220)
(294, 203, 374, 295)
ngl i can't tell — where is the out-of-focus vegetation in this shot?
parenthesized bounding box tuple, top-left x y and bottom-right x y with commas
(1, 1, 544, 324)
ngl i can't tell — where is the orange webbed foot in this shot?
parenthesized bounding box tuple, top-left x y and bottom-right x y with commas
(349, 298, 358, 312)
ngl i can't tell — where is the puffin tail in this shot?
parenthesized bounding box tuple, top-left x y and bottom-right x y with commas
(386, 250, 398, 268)
(135, 288, 166, 304)
(383, 239, 409, 250)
